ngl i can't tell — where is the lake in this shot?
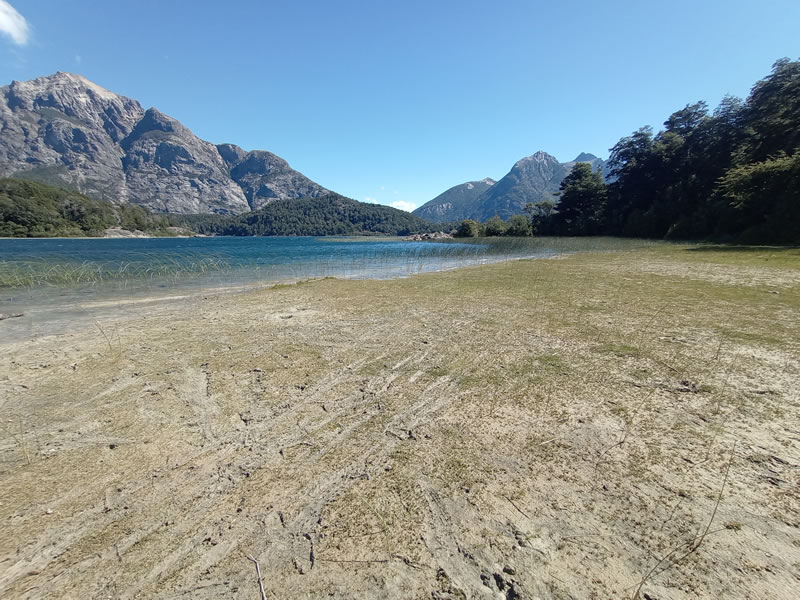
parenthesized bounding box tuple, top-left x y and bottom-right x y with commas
(0, 236, 556, 342)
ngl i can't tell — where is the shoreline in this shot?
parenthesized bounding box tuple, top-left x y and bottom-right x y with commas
(0, 252, 559, 346)
(1, 247, 798, 599)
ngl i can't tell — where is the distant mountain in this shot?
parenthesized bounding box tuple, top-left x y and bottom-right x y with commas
(412, 177, 496, 221)
(474, 151, 567, 221)
(417, 151, 607, 222)
(0, 72, 328, 214)
(560, 152, 612, 181)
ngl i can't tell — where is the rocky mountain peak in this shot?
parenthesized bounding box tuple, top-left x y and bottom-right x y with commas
(53, 72, 121, 100)
(417, 150, 606, 222)
(233, 150, 290, 174)
(136, 107, 182, 133)
(227, 149, 328, 210)
(216, 143, 248, 169)
(3, 71, 144, 133)
(513, 151, 558, 169)
(0, 73, 331, 214)
(9, 71, 121, 103)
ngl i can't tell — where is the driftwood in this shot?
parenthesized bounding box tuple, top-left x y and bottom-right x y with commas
(0, 313, 24, 321)
(246, 555, 267, 600)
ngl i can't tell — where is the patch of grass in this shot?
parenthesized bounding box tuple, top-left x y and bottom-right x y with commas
(596, 342, 641, 358)
(685, 245, 800, 268)
(714, 327, 784, 347)
(536, 353, 568, 372)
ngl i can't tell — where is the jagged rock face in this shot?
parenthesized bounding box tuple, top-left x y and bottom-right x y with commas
(417, 152, 607, 222)
(216, 143, 247, 168)
(0, 72, 144, 203)
(221, 147, 328, 210)
(119, 108, 248, 213)
(0, 73, 328, 214)
(412, 177, 496, 222)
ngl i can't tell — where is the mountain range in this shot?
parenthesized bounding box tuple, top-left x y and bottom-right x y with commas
(412, 177, 496, 222)
(1, 72, 608, 224)
(0, 73, 328, 214)
(413, 151, 607, 222)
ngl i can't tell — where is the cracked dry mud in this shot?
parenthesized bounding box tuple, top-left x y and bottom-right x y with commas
(1, 247, 798, 599)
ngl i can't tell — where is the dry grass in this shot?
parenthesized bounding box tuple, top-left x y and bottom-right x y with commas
(0, 244, 798, 599)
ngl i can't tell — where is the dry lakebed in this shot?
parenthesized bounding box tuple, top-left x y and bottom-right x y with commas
(1, 245, 798, 599)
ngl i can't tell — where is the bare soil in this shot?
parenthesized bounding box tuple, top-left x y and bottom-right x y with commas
(1, 246, 798, 599)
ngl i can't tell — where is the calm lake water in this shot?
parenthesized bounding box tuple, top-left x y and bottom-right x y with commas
(0, 236, 554, 342)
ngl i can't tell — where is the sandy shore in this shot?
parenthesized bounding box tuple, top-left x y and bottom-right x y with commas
(1, 246, 798, 599)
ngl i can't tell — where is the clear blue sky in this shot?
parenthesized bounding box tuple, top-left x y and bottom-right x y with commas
(1, 1, 798, 211)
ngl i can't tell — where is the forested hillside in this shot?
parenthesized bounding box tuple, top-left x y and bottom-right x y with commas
(0, 178, 170, 237)
(169, 195, 434, 236)
(1, 180, 435, 238)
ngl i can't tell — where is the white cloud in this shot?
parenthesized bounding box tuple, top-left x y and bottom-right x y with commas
(364, 196, 377, 203)
(0, 1, 29, 46)
(75, 54, 82, 64)
(390, 200, 417, 212)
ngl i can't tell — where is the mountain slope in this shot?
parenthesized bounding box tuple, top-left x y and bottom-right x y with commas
(474, 151, 568, 221)
(118, 107, 249, 213)
(0, 72, 328, 214)
(0, 73, 145, 205)
(218, 145, 328, 210)
(171, 194, 433, 236)
(412, 178, 495, 222)
(419, 152, 607, 222)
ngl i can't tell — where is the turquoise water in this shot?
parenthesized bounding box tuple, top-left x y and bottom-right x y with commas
(0, 236, 486, 286)
(0, 236, 553, 342)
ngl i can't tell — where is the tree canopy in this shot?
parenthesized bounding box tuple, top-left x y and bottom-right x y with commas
(553, 58, 800, 243)
(0, 178, 170, 237)
(169, 194, 434, 237)
(552, 163, 607, 235)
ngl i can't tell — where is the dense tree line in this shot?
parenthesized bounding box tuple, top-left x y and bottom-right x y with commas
(454, 214, 532, 238)
(456, 59, 799, 243)
(0, 178, 171, 237)
(168, 194, 434, 237)
(555, 58, 799, 242)
(0, 181, 435, 238)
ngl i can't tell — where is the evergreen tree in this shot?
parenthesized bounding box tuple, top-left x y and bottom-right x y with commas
(553, 163, 607, 235)
(600, 58, 799, 242)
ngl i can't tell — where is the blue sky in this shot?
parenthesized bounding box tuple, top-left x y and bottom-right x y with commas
(1, 1, 798, 211)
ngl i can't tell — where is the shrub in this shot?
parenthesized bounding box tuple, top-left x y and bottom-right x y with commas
(455, 219, 482, 238)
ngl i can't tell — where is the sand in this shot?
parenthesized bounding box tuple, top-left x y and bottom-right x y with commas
(1, 246, 798, 599)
